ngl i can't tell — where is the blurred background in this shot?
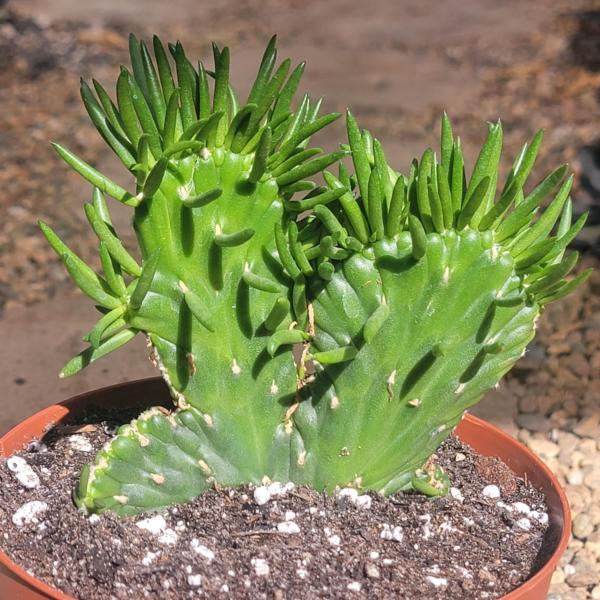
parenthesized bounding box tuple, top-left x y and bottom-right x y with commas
(0, 0, 598, 595)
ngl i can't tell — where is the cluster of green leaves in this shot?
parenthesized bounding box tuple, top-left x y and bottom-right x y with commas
(41, 35, 347, 377)
(277, 112, 591, 325)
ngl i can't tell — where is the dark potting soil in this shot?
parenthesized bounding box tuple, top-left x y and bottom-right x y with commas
(0, 407, 552, 600)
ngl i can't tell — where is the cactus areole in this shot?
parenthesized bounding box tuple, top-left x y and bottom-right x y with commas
(41, 35, 591, 516)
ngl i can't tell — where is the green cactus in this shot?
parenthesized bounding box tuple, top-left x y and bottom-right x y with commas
(279, 112, 590, 494)
(42, 36, 346, 514)
(43, 36, 590, 515)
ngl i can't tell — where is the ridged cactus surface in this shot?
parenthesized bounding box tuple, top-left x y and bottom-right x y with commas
(42, 37, 590, 515)
(282, 114, 590, 494)
(278, 114, 590, 494)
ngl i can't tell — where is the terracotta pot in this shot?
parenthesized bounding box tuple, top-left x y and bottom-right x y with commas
(0, 378, 571, 600)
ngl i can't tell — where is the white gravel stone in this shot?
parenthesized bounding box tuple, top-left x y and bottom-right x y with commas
(191, 539, 215, 561)
(337, 487, 359, 505)
(364, 562, 380, 578)
(482, 485, 501, 499)
(158, 529, 178, 545)
(347, 581, 362, 592)
(449, 487, 464, 502)
(515, 518, 532, 531)
(136, 515, 167, 535)
(328, 534, 341, 546)
(68, 434, 93, 452)
(253, 486, 271, 505)
(355, 495, 372, 509)
(7, 456, 40, 489)
(277, 521, 300, 534)
(369, 551, 380, 560)
(251, 558, 270, 576)
(284, 510, 296, 521)
(142, 551, 160, 566)
(187, 574, 202, 587)
(12, 501, 48, 527)
(426, 576, 448, 587)
(88, 514, 101, 525)
(380, 523, 403, 542)
(336, 487, 372, 510)
(419, 514, 433, 539)
(253, 481, 294, 505)
(267, 481, 294, 496)
(530, 510, 548, 525)
(512, 502, 531, 514)
(296, 568, 308, 579)
(567, 469, 584, 486)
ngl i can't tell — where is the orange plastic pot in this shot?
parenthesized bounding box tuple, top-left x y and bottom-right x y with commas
(0, 378, 571, 600)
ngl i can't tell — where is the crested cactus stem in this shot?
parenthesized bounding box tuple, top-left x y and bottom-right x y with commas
(50, 37, 346, 513)
(281, 112, 589, 494)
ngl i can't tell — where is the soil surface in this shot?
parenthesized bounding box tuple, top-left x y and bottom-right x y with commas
(0, 408, 549, 600)
(0, 1, 599, 598)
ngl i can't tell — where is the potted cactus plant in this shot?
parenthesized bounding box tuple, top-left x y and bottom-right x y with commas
(0, 34, 589, 599)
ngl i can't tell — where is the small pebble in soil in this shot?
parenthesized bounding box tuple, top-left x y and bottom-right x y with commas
(6, 456, 40, 488)
(512, 502, 531, 514)
(68, 434, 93, 452)
(251, 557, 270, 576)
(190, 538, 215, 561)
(450, 487, 465, 502)
(253, 486, 271, 505)
(277, 520, 301, 534)
(136, 514, 167, 535)
(427, 575, 449, 588)
(0, 408, 552, 599)
(482, 484, 501, 499)
(12, 500, 48, 527)
(186, 573, 201, 587)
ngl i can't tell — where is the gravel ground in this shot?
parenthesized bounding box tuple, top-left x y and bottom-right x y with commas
(0, 1, 598, 598)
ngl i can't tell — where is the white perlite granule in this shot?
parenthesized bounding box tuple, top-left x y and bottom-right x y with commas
(142, 551, 160, 566)
(68, 434, 93, 452)
(251, 558, 270, 576)
(136, 515, 167, 535)
(380, 523, 403, 542)
(482, 485, 501, 499)
(253, 486, 271, 506)
(191, 538, 215, 561)
(450, 487, 464, 502)
(426, 576, 448, 587)
(158, 529, 178, 545)
(277, 521, 300, 534)
(7, 456, 40, 489)
(12, 501, 48, 527)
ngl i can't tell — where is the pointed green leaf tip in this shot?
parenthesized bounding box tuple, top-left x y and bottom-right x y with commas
(51, 143, 140, 207)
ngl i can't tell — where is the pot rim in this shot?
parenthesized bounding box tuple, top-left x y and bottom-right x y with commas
(0, 377, 571, 600)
